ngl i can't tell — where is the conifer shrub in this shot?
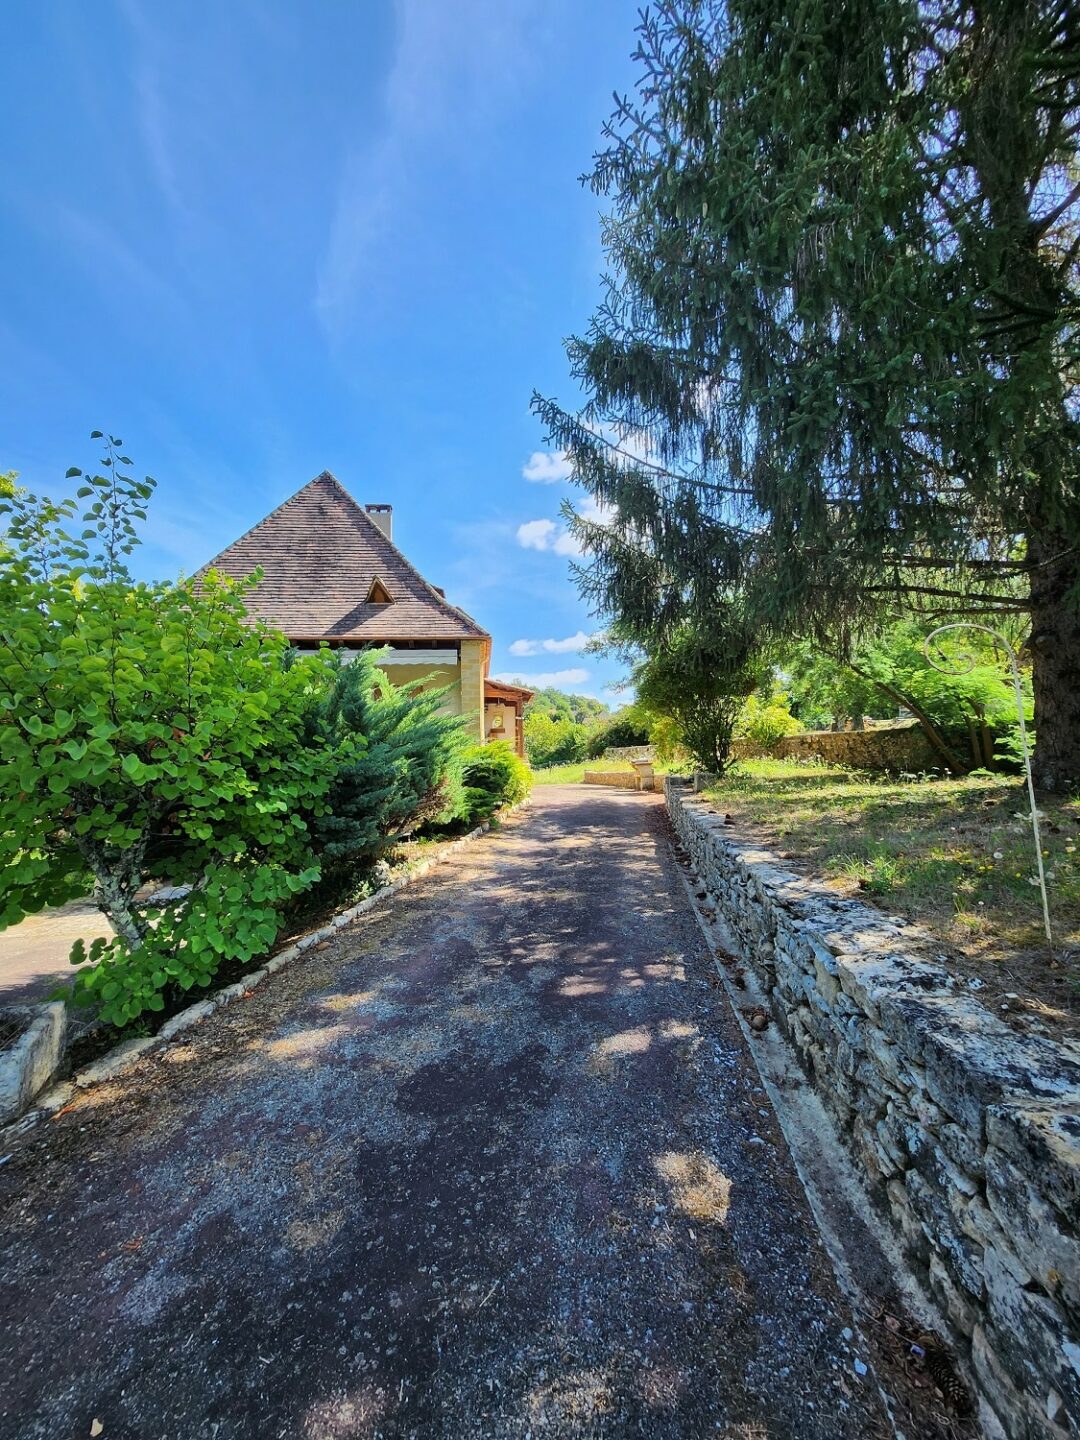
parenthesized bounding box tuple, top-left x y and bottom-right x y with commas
(301, 650, 471, 906)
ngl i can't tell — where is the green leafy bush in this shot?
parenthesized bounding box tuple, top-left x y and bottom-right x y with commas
(0, 442, 331, 1026)
(460, 740, 532, 821)
(585, 705, 651, 758)
(735, 692, 804, 749)
(524, 710, 588, 768)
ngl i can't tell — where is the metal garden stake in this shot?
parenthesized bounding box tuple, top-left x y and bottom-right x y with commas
(924, 623, 1052, 956)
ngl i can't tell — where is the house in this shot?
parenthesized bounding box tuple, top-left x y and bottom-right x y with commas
(200, 472, 532, 756)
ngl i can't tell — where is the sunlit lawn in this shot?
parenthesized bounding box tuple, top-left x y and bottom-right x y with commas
(704, 759, 1079, 1019)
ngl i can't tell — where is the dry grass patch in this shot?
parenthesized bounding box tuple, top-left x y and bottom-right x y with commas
(705, 758, 1080, 1036)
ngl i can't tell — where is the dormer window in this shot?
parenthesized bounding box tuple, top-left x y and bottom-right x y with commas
(366, 578, 393, 606)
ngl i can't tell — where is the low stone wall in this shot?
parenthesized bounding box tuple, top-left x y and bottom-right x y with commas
(666, 777, 1080, 1440)
(733, 722, 945, 772)
(582, 770, 639, 789)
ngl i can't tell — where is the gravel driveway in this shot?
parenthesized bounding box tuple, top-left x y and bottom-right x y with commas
(0, 786, 890, 1438)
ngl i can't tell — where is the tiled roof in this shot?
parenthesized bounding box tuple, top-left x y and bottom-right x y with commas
(198, 472, 489, 644)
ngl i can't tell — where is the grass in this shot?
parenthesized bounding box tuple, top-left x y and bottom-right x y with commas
(704, 757, 1080, 1031)
(531, 757, 676, 785)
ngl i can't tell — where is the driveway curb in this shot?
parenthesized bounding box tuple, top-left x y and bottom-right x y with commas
(2, 802, 529, 1138)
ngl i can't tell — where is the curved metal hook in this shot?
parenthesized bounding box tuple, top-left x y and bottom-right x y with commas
(922, 623, 1051, 955)
(924, 622, 1007, 680)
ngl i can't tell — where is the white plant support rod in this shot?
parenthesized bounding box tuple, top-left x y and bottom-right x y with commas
(924, 622, 1052, 956)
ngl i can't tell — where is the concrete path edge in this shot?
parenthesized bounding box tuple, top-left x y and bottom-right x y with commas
(1, 802, 529, 1140)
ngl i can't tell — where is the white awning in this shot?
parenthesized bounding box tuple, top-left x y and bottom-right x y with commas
(380, 649, 458, 666)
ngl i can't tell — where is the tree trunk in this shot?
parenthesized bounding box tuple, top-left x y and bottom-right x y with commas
(966, 717, 984, 769)
(76, 837, 148, 950)
(979, 721, 994, 771)
(1027, 530, 1080, 792)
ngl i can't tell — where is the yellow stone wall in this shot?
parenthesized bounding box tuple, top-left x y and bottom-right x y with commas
(380, 664, 462, 714)
(358, 643, 487, 742)
(459, 640, 486, 742)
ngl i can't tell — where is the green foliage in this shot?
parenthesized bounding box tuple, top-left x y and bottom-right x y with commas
(307, 650, 471, 886)
(524, 709, 589, 768)
(0, 439, 331, 1026)
(735, 691, 804, 749)
(460, 740, 532, 821)
(585, 704, 651, 758)
(535, 0, 1080, 786)
(524, 686, 607, 724)
(647, 712, 686, 768)
(782, 641, 897, 730)
(634, 624, 761, 774)
(783, 621, 1032, 737)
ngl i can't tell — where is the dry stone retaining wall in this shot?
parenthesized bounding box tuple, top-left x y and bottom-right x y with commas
(666, 776, 1080, 1440)
(732, 722, 945, 772)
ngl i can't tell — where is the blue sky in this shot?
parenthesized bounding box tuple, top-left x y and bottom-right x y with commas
(1, 0, 642, 703)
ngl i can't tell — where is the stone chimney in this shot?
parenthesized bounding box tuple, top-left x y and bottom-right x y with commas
(365, 503, 393, 541)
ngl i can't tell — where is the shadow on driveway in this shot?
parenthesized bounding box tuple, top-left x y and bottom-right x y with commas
(0, 787, 889, 1438)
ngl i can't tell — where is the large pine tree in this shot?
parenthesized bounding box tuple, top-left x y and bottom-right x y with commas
(535, 0, 1080, 788)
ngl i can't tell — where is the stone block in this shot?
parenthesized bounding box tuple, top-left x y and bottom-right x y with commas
(265, 944, 300, 973)
(879, 993, 1080, 1135)
(0, 1002, 66, 1124)
(885, 1174, 928, 1263)
(74, 1035, 156, 1087)
(985, 1146, 1080, 1313)
(873, 1115, 908, 1175)
(211, 981, 249, 1007)
(156, 999, 215, 1041)
(929, 1249, 980, 1336)
(853, 1113, 892, 1182)
(983, 1248, 1080, 1430)
(834, 948, 954, 1023)
(971, 1323, 1063, 1440)
(987, 1100, 1080, 1232)
(937, 1119, 987, 1182)
(36, 1080, 76, 1115)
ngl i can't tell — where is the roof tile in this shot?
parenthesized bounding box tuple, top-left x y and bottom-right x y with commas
(198, 473, 489, 644)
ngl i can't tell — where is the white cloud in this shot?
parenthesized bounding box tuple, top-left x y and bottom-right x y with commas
(516, 518, 558, 551)
(495, 667, 589, 689)
(509, 630, 593, 657)
(522, 450, 572, 484)
(577, 496, 613, 525)
(514, 518, 583, 557)
(516, 496, 615, 558)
